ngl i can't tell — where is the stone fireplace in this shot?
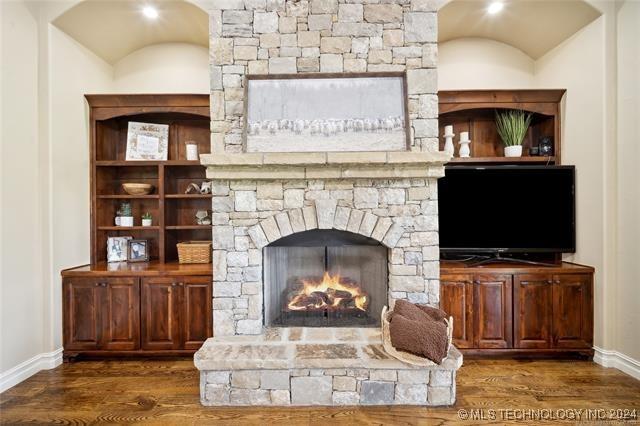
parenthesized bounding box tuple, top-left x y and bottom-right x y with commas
(195, 0, 462, 406)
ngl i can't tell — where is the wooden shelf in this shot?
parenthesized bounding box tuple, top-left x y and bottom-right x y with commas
(165, 194, 213, 199)
(165, 225, 212, 230)
(448, 156, 556, 164)
(97, 226, 160, 231)
(97, 195, 160, 199)
(96, 160, 202, 167)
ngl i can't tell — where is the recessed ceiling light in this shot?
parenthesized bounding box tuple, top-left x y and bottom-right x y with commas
(488, 1, 504, 14)
(142, 5, 159, 19)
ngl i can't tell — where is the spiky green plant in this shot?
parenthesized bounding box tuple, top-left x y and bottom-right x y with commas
(495, 110, 532, 147)
(142, 212, 152, 220)
(117, 202, 132, 217)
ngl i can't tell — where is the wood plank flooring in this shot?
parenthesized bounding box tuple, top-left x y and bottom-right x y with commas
(1, 358, 638, 425)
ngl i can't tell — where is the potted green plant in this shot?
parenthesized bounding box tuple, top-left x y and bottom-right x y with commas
(141, 212, 152, 227)
(495, 109, 532, 157)
(115, 202, 134, 227)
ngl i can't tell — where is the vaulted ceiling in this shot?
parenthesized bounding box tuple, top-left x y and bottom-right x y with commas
(52, 0, 209, 64)
(438, 0, 601, 59)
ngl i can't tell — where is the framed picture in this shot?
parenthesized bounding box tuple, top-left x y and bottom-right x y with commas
(127, 239, 150, 262)
(107, 236, 132, 263)
(244, 72, 410, 153)
(126, 121, 169, 161)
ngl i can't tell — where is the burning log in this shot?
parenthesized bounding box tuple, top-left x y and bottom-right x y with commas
(286, 271, 369, 312)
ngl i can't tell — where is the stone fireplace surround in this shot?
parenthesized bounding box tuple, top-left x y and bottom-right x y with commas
(195, 0, 462, 406)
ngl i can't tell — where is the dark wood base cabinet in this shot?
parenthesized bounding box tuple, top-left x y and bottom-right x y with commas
(441, 261, 594, 358)
(62, 262, 212, 360)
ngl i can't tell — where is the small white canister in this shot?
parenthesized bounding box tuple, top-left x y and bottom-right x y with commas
(186, 141, 199, 161)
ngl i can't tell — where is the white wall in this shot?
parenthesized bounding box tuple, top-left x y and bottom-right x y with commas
(615, 0, 640, 363)
(533, 16, 609, 349)
(438, 38, 535, 90)
(113, 43, 209, 93)
(0, 0, 46, 389)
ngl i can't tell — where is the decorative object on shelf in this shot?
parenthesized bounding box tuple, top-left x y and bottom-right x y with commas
(199, 181, 212, 195)
(185, 182, 201, 194)
(195, 210, 212, 225)
(107, 236, 132, 262)
(185, 141, 199, 161)
(538, 136, 554, 156)
(495, 109, 532, 158)
(529, 146, 540, 156)
(115, 202, 134, 227)
(125, 121, 169, 161)
(177, 241, 212, 264)
(122, 183, 154, 195)
(245, 74, 408, 152)
(141, 212, 152, 227)
(458, 131, 471, 158)
(127, 239, 149, 262)
(443, 125, 455, 156)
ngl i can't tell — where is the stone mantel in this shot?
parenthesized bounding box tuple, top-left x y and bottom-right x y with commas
(200, 151, 451, 180)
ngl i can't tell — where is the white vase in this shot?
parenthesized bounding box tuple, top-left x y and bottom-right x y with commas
(115, 216, 134, 227)
(459, 140, 471, 158)
(443, 135, 455, 156)
(504, 145, 523, 157)
(142, 218, 152, 227)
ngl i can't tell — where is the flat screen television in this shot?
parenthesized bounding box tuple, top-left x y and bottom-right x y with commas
(438, 165, 576, 254)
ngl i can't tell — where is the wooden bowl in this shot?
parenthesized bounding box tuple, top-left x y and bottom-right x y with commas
(122, 183, 154, 196)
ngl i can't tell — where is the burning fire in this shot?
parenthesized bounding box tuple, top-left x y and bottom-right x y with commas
(287, 272, 369, 312)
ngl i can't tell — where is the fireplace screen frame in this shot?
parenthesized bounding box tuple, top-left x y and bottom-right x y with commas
(263, 230, 388, 328)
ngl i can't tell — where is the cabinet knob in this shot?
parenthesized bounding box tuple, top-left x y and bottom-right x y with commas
(546, 280, 553, 285)
(97, 282, 107, 287)
(171, 283, 177, 287)
(473, 280, 480, 285)
(179, 282, 184, 287)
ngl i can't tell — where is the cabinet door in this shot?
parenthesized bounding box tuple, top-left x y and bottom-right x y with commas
(141, 278, 181, 350)
(180, 276, 213, 350)
(440, 274, 474, 348)
(474, 274, 513, 349)
(101, 278, 140, 350)
(552, 274, 593, 348)
(63, 278, 102, 350)
(514, 274, 552, 349)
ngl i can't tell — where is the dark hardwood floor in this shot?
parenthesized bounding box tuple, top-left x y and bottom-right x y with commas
(1, 358, 638, 425)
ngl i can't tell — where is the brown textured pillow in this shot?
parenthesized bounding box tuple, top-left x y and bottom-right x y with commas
(389, 312, 449, 364)
(416, 304, 448, 323)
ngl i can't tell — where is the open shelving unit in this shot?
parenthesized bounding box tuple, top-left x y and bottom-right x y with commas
(86, 94, 212, 264)
(438, 90, 565, 165)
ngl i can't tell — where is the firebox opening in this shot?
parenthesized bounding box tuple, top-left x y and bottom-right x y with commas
(264, 230, 387, 328)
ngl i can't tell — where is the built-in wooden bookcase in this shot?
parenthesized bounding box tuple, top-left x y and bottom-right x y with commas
(86, 94, 212, 264)
(438, 90, 565, 164)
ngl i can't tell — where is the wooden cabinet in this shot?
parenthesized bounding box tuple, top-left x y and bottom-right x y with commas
(440, 275, 474, 348)
(62, 263, 213, 359)
(141, 275, 212, 351)
(552, 274, 593, 349)
(474, 274, 512, 349)
(440, 262, 594, 357)
(63, 277, 139, 351)
(514, 274, 552, 349)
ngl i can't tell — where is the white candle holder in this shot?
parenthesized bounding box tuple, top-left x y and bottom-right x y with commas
(443, 125, 455, 156)
(458, 132, 471, 158)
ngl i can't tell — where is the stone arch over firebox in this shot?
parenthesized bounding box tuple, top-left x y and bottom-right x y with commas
(247, 200, 406, 251)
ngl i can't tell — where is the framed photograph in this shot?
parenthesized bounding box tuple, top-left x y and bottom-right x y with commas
(107, 236, 132, 263)
(126, 121, 169, 161)
(244, 72, 410, 153)
(127, 239, 150, 262)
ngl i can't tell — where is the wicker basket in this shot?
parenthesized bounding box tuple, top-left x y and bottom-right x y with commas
(177, 241, 212, 264)
(381, 306, 453, 366)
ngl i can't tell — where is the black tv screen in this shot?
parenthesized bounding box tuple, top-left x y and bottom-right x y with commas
(438, 166, 576, 253)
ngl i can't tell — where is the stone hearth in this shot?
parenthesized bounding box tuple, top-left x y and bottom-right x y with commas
(196, 327, 462, 405)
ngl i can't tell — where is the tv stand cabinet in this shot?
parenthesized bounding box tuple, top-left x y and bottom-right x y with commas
(440, 261, 594, 358)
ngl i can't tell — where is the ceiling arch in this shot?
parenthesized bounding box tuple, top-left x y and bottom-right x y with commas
(52, 0, 209, 64)
(438, 0, 601, 59)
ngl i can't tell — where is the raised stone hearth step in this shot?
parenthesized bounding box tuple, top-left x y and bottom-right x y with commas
(195, 327, 462, 406)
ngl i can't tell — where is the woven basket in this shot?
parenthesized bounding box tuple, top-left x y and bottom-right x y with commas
(177, 241, 212, 264)
(381, 306, 453, 366)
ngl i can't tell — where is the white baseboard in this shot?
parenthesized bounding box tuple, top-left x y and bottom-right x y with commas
(0, 348, 63, 393)
(593, 346, 640, 380)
